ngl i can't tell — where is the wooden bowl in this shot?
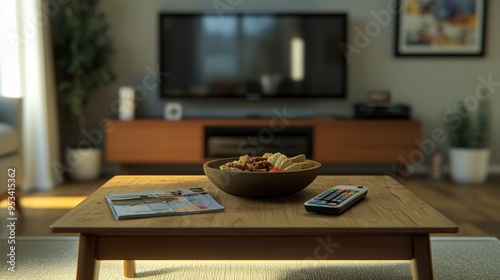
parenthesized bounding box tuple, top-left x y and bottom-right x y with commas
(203, 157, 321, 198)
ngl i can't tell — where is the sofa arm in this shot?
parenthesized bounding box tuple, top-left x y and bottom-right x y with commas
(0, 97, 22, 129)
(0, 97, 23, 187)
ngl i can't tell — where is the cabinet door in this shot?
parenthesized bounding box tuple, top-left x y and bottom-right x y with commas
(105, 120, 204, 163)
(314, 120, 420, 164)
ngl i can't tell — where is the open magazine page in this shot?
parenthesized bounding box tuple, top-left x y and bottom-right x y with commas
(105, 188, 224, 220)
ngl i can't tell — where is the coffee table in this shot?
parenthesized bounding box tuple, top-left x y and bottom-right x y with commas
(51, 175, 457, 279)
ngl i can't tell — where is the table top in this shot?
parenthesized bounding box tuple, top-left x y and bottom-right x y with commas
(50, 175, 458, 235)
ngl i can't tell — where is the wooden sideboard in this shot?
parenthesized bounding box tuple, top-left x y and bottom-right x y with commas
(105, 118, 421, 170)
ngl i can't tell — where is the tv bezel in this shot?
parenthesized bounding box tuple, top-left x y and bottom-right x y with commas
(158, 12, 348, 100)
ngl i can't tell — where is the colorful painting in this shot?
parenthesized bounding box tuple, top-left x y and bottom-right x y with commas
(395, 0, 486, 56)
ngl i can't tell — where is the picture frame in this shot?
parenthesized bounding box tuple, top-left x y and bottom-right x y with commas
(395, 0, 487, 56)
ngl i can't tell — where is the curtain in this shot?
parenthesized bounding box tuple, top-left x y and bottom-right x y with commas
(0, 0, 62, 190)
(0, 1, 22, 98)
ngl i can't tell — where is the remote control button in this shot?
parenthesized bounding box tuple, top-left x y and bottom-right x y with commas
(304, 186, 368, 215)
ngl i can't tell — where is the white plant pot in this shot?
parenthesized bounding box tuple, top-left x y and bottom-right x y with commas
(449, 148, 490, 184)
(66, 147, 102, 181)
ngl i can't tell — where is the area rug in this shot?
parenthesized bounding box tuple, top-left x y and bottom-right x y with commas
(1, 237, 499, 279)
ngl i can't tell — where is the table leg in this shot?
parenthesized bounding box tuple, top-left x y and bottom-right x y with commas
(123, 260, 136, 278)
(411, 234, 434, 280)
(77, 234, 100, 280)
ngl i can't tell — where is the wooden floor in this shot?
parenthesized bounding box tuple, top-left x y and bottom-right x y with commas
(1, 174, 499, 238)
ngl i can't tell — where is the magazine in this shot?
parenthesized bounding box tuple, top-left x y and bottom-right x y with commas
(105, 188, 224, 220)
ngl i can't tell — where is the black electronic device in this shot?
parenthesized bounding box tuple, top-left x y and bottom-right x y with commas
(304, 186, 368, 215)
(159, 13, 347, 100)
(354, 103, 411, 119)
(204, 126, 312, 158)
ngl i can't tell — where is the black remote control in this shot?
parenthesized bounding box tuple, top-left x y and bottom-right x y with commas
(304, 186, 368, 215)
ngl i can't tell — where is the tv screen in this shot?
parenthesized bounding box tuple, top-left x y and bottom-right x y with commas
(159, 13, 347, 99)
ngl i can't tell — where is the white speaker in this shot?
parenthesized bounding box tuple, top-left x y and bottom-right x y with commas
(119, 86, 135, 121)
(164, 102, 183, 121)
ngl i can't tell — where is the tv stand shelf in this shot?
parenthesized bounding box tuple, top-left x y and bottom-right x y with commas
(105, 118, 420, 171)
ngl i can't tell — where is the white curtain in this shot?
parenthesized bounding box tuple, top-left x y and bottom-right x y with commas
(0, 0, 62, 190)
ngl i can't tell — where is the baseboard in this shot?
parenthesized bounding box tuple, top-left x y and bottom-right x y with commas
(488, 165, 500, 174)
(412, 164, 500, 176)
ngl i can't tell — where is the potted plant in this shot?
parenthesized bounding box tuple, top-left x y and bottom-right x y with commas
(54, 0, 115, 181)
(443, 96, 491, 184)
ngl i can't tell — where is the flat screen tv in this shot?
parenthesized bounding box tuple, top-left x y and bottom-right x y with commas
(159, 13, 347, 99)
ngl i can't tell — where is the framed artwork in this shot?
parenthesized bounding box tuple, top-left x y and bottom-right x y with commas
(395, 0, 487, 56)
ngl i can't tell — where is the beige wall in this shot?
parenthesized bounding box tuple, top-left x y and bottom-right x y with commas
(85, 0, 499, 171)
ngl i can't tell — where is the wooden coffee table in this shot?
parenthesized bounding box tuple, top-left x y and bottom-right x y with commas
(51, 175, 457, 279)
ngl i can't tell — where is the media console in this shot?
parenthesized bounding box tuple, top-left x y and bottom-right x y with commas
(105, 118, 421, 173)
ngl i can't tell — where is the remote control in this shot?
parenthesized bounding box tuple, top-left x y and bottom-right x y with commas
(304, 186, 368, 215)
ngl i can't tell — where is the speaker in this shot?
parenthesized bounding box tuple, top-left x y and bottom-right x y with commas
(118, 86, 135, 121)
(164, 102, 183, 121)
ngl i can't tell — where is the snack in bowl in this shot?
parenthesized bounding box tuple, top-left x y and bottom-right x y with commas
(219, 154, 273, 172)
(219, 153, 315, 172)
(204, 154, 321, 198)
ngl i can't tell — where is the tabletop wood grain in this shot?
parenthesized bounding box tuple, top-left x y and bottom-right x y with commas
(50, 175, 458, 235)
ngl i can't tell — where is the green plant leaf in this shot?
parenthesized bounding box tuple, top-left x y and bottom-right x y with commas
(53, 0, 116, 143)
(443, 97, 491, 148)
